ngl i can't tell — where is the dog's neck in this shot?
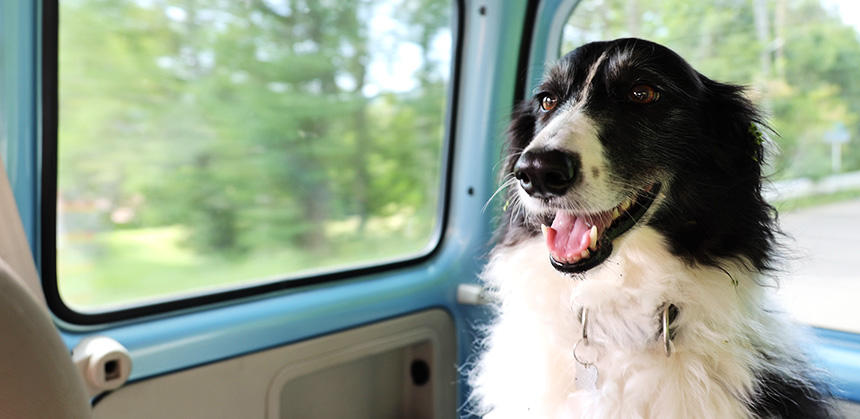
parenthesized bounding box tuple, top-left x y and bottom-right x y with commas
(573, 302, 679, 391)
(473, 226, 800, 418)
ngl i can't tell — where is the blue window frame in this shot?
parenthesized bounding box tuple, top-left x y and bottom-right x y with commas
(40, 0, 464, 324)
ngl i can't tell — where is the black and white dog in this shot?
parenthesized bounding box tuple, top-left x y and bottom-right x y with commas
(469, 38, 835, 418)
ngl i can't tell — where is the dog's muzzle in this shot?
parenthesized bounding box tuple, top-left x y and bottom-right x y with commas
(513, 149, 581, 199)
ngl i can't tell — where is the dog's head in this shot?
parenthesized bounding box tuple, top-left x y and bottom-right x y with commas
(499, 38, 776, 273)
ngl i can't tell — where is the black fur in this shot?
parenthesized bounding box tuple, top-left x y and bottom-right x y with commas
(749, 369, 836, 418)
(495, 38, 836, 417)
(499, 38, 777, 270)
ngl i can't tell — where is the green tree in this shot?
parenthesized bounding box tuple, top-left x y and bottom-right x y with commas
(58, 0, 451, 269)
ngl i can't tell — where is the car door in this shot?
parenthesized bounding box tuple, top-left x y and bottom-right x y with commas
(1, 1, 536, 418)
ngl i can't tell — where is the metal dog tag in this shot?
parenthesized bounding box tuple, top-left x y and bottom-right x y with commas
(573, 308, 599, 390)
(575, 362, 598, 390)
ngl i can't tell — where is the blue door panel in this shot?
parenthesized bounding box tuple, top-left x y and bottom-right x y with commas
(814, 329, 860, 401)
(1, 0, 41, 265)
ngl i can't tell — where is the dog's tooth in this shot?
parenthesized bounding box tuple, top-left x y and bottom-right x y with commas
(541, 224, 549, 238)
(612, 208, 620, 219)
(589, 225, 598, 250)
(621, 199, 631, 211)
(580, 249, 590, 259)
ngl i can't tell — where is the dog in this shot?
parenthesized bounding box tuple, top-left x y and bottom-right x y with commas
(468, 38, 835, 418)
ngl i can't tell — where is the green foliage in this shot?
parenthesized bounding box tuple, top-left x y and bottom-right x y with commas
(773, 188, 860, 212)
(58, 0, 451, 307)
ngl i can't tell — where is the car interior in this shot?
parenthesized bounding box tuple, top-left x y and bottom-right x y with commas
(1, 0, 860, 417)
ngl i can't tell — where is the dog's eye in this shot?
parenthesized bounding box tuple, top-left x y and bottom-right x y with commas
(628, 85, 660, 104)
(540, 95, 558, 112)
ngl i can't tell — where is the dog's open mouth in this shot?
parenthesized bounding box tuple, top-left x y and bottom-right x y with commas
(542, 183, 661, 273)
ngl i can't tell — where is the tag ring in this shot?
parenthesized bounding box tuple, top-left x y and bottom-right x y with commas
(662, 304, 677, 357)
(573, 308, 593, 366)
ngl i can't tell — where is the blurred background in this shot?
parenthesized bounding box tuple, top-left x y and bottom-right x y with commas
(57, 0, 451, 309)
(58, 0, 859, 333)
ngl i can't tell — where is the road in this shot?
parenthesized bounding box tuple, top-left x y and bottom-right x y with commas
(775, 199, 860, 332)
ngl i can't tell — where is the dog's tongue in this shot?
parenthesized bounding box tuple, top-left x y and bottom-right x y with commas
(544, 211, 608, 263)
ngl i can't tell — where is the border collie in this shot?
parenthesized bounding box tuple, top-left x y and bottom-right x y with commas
(469, 38, 834, 418)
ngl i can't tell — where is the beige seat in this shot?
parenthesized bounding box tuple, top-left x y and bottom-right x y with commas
(0, 157, 90, 418)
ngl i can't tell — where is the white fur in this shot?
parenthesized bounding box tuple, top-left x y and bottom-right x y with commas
(519, 106, 619, 215)
(522, 54, 622, 215)
(469, 226, 808, 419)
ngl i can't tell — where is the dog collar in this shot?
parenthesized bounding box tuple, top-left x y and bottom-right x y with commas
(573, 303, 680, 371)
(572, 304, 679, 390)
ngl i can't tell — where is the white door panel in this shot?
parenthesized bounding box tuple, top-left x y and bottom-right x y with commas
(93, 310, 456, 419)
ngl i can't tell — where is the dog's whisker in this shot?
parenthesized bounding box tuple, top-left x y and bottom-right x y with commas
(483, 177, 517, 213)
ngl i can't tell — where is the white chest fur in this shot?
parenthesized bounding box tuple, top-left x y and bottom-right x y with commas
(469, 227, 803, 419)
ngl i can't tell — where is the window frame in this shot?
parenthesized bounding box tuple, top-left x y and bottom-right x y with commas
(527, 0, 580, 89)
(40, 0, 466, 325)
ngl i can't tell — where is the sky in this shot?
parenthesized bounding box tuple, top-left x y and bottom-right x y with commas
(160, 0, 452, 98)
(827, 0, 860, 31)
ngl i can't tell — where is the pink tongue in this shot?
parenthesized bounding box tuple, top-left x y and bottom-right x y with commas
(547, 212, 591, 262)
(545, 210, 612, 263)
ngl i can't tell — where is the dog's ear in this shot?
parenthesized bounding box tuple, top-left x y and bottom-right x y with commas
(700, 77, 767, 174)
(691, 76, 777, 271)
(502, 100, 536, 177)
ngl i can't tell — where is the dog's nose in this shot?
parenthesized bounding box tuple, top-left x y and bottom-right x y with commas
(514, 149, 580, 197)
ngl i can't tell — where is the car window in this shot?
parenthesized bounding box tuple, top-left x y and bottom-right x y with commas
(562, 0, 860, 332)
(56, 0, 453, 311)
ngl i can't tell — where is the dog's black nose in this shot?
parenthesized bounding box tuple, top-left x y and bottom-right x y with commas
(514, 149, 580, 198)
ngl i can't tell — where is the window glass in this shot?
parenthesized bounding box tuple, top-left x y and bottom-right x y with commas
(58, 0, 453, 310)
(562, 0, 860, 332)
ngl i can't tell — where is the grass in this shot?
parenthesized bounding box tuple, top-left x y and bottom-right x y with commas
(58, 218, 433, 311)
(773, 188, 860, 213)
(61, 189, 859, 312)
